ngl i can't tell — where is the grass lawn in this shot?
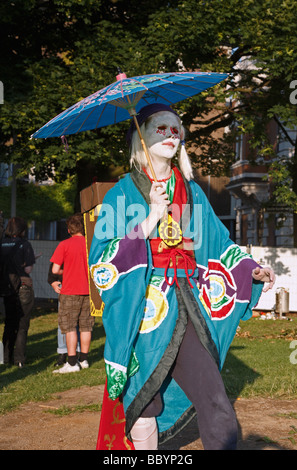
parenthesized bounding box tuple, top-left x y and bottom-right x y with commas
(0, 302, 297, 415)
(222, 316, 297, 399)
(0, 301, 106, 414)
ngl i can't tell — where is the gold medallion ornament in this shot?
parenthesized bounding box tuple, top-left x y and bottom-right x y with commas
(159, 214, 182, 247)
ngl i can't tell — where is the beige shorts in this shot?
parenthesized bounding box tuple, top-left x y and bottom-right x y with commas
(58, 294, 94, 334)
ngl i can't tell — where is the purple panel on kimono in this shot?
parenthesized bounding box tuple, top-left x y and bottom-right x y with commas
(111, 225, 147, 273)
(231, 258, 261, 301)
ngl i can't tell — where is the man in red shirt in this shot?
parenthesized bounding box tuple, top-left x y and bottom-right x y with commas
(51, 213, 94, 373)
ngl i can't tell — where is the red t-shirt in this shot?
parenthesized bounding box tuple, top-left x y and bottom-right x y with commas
(50, 235, 89, 295)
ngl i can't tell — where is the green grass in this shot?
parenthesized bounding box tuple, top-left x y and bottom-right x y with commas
(0, 302, 106, 414)
(0, 304, 297, 415)
(222, 316, 297, 399)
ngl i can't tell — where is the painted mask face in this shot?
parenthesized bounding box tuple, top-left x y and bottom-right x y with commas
(145, 111, 181, 160)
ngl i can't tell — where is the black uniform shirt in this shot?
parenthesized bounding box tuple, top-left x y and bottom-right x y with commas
(1, 236, 35, 278)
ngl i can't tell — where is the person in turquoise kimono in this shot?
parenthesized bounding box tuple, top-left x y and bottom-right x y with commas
(89, 103, 275, 450)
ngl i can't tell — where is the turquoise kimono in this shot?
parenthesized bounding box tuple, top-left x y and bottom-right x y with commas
(89, 168, 263, 444)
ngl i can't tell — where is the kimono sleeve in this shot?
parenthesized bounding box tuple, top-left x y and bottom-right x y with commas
(192, 182, 264, 320)
(191, 182, 264, 367)
(89, 183, 152, 399)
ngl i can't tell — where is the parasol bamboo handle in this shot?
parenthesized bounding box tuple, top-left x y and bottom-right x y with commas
(133, 115, 157, 182)
(132, 114, 168, 225)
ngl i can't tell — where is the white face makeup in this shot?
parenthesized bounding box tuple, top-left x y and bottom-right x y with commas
(145, 111, 181, 160)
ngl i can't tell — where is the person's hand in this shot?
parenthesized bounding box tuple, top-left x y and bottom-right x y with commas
(51, 281, 62, 294)
(140, 182, 171, 238)
(252, 266, 275, 292)
(149, 181, 171, 221)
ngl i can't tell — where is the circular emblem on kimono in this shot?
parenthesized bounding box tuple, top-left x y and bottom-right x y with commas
(139, 285, 169, 334)
(199, 261, 236, 320)
(209, 275, 226, 303)
(91, 263, 118, 291)
(159, 214, 182, 247)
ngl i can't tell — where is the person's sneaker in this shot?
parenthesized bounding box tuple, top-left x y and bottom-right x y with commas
(79, 360, 89, 369)
(53, 362, 80, 374)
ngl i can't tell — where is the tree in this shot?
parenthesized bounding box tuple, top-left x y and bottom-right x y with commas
(141, 0, 297, 242)
(0, 0, 181, 207)
(1, 0, 297, 232)
(141, 1, 297, 164)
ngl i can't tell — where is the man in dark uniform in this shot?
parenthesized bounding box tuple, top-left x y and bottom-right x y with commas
(1, 217, 35, 367)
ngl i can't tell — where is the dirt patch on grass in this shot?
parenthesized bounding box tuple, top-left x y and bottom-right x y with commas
(0, 385, 296, 451)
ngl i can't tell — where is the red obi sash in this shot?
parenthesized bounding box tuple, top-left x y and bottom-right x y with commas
(150, 238, 196, 288)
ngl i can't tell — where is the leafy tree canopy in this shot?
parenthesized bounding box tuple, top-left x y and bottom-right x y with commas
(1, 0, 297, 211)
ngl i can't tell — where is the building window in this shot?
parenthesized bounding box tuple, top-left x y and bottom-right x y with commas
(235, 133, 243, 161)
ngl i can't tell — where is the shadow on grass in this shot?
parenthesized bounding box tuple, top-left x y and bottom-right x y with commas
(0, 308, 106, 392)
